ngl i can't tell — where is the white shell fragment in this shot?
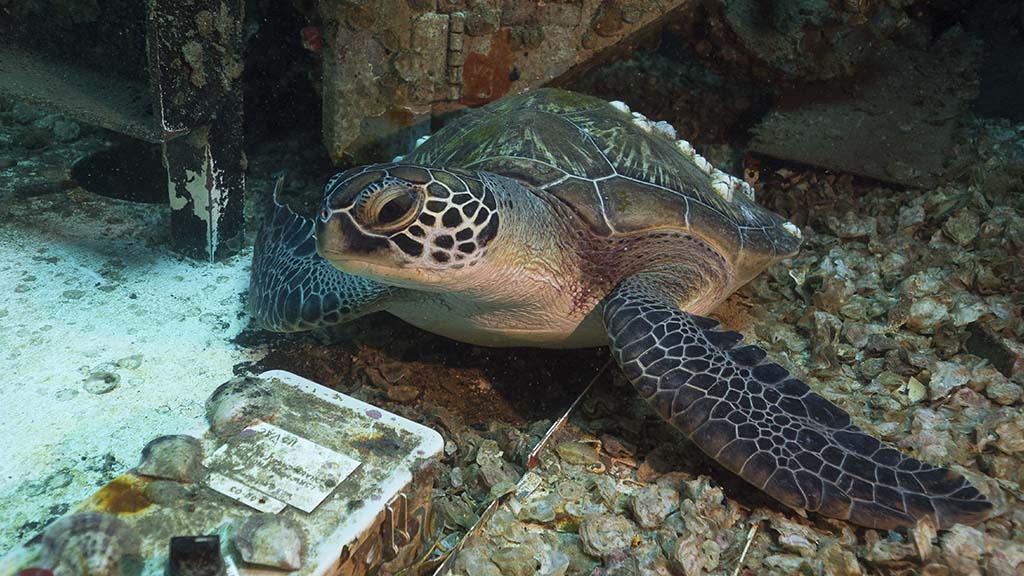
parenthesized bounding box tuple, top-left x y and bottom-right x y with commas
(136, 434, 203, 483)
(205, 376, 282, 437)
(630, 111, 655, 133)
(710, 172, 734, 202)
(693, 154, 713, 176)
(235, 514, 307, 571)
(632, 118, 654, 133)
(42, 512, 139, 576)
(712, 169, 759, 203)
(673, 132, 741, 194)
(651, 113, 751, 201)
(675, 139, 696, 158)
(414, 135, 431, 148)
(652, 121, 677, 140)
(391, 155, 405, 162)
(739, 180, 756, 200)
(609, 100, 630, 114)
(782, 221, 803, 238)
(613, 99, 750, 201)
(711, 181, 733, 202)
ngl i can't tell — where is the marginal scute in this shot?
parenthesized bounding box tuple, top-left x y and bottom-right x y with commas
(817, 483, 853, 518)
(708, 330, 741, 348)
(873, 448, 903, 466)
(546, 178, 612, 236)
(752, 362, 788, 383)
(693, 419, 735, 455)
(766, 468, 805, 509)
(718, 438, 757, 470)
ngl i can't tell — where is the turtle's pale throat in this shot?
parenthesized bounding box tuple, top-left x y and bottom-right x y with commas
(320, 254, 374, 274)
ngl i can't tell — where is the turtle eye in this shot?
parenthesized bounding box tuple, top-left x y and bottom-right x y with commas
(319, 206, 332, 222)
(363, 185, 423, 233)
(379, 194, 414, 224)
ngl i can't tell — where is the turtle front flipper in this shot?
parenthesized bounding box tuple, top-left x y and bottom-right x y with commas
(603, 275, 992, 530)
(248, 181, 395, 332)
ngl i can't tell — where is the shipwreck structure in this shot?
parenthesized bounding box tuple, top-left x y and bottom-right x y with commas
(0, 0, 690, 260)
(317, 0, 691, 163)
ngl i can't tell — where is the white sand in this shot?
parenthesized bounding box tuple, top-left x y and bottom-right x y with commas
(0, 189, 261, 552)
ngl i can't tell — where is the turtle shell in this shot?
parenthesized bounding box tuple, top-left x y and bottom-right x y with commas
(406, 89, 800, 279)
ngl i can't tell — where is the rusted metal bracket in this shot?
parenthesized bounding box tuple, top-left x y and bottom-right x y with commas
(383, 492, 412, 560)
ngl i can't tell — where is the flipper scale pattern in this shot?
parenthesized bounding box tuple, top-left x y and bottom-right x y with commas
(249, 194, 393, 332)
(604, 280, 992, 530)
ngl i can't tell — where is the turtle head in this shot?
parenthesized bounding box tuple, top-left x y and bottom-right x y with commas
(316, 164, 500, 289)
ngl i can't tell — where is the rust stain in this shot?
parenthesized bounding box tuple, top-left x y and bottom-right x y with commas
(592, 0, 627, 37)
(388, 106, 416, 128)
(83, 475, 153, 515)
(351, 428, 408, 459)
(460, 28, 515, 107)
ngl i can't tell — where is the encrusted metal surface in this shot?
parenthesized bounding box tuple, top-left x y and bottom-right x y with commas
(320, 0, 693, 163)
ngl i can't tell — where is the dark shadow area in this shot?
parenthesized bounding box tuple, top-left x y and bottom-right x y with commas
(242, 0, 323, 143)
(70, 141, 167, 204)
(964, 0, 1024, 120)
(237, 313, 607, 428)
(0, 0, 148, 81)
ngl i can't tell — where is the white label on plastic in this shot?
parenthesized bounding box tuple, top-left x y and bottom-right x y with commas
(204, 422, 362, 513)
(206, 472, 287, 513)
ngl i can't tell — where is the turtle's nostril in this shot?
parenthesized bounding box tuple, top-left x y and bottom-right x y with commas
(319, 207, 332, 222)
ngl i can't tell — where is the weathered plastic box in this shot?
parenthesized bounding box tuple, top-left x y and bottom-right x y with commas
(0, 370, 444, 576)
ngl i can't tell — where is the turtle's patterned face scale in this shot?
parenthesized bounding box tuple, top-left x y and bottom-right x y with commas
(316, 163, 500, 281)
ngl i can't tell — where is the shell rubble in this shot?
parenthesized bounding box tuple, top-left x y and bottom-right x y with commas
(41, 512, 139, 576)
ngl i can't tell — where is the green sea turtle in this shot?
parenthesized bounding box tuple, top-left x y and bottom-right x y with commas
(250, 89, 991, 529)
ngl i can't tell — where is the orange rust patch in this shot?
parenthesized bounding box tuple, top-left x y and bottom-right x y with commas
(460, 29, 515, 107)
(83, 475, 153, 515)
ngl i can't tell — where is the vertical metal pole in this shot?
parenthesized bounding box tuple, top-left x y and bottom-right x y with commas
(148, 0, 245, 261)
